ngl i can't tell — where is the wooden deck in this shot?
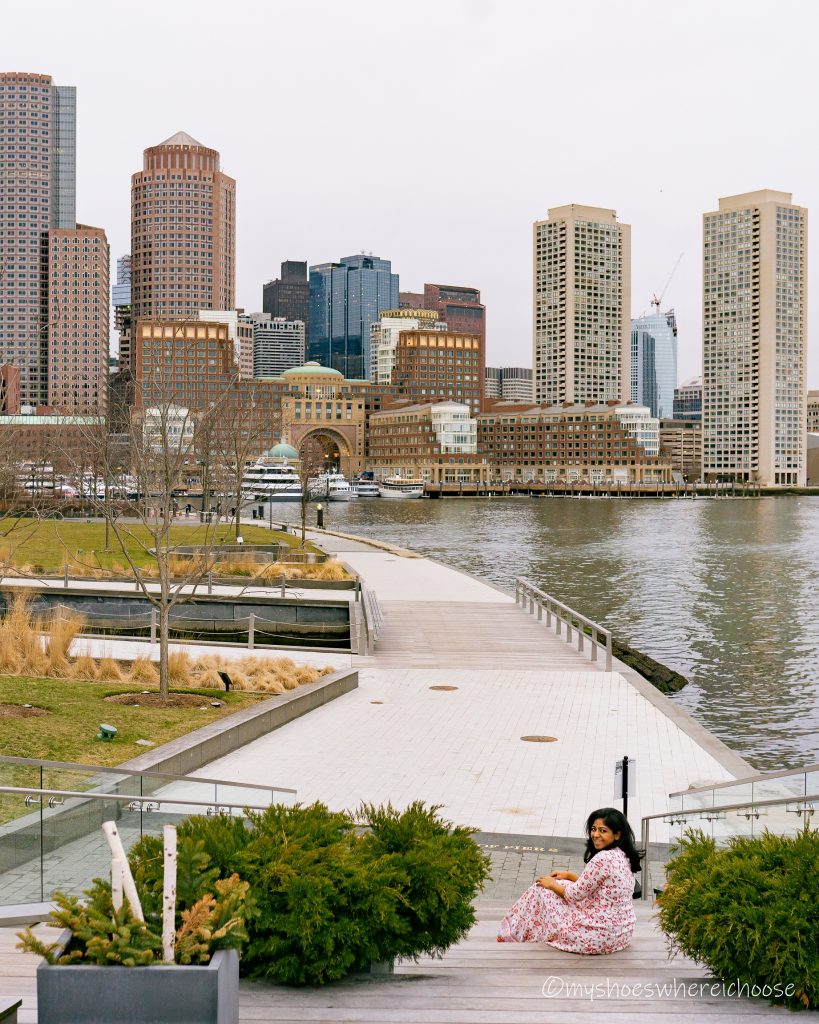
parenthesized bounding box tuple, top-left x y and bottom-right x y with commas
(362, 601, 604, 671)
(1, 902, 796, 1023)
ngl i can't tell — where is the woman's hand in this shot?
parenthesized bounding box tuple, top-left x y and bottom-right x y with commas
(536, 875, 565, 897)
(550, 871, 578, 881)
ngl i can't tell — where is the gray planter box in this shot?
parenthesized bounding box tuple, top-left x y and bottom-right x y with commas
(37, 945, 238, 1024)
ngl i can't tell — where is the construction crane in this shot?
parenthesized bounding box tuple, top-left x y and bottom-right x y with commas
(651, 252, 684, 312)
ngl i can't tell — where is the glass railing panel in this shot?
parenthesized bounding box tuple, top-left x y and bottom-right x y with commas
(752, 774, 806, 804)
(0, 760, 41, 826)
(215, 783, 283, 812)
(41, 793, 121, 900)
(679, 787, 716, 812)
(41, 765, 138, 801)
(804, 769, 819, 802)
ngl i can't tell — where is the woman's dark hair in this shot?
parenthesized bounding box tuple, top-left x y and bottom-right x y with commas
(583, 807, 643, 873)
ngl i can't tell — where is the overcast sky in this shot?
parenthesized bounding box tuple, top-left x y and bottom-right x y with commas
(5, 0, 819, 385)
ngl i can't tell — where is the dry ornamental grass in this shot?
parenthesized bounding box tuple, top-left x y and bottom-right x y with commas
(0, 592, 334, 694)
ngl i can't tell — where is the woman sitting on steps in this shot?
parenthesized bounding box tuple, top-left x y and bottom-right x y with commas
(497, 807, 642, 954)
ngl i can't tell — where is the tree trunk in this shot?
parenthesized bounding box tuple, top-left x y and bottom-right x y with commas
(158, 600, 170, 701)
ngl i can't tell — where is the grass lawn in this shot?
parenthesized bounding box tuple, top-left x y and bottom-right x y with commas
(0, 520, 304, 573)
(0, 675, 268, 766)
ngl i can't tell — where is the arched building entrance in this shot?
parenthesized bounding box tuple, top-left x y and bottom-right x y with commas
(296, 428, 355, 478)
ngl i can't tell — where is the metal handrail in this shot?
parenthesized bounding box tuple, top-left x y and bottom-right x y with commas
(639, 791, 819, 900)
(515, 577, 613, 671)
(0, 785, 274, 812)
(669, 762, 819, 798)
(0, 755, 297, 794)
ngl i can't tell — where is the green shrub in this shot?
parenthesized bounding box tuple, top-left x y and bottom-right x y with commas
(180, 800, 491, 986)
(18, 834, 252, 967)
(657, 827, 819, 1010)
(358, 801, 491, 963)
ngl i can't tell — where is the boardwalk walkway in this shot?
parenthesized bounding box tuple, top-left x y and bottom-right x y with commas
(1, 900, 796, 1023)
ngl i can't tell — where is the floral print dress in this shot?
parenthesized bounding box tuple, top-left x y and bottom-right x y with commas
(497, 847, 636, 954)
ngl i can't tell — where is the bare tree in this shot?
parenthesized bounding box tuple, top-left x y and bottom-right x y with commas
(211, 394, 271, 540)
(59, 322, 245, 701)
(296, 436, 325, 547)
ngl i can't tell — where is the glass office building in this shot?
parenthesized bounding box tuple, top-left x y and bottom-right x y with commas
(308, 255, 398, 379)
(630, 309, 678, 419)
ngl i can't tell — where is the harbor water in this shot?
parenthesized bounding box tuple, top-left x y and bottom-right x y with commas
(268, 494, 819, 771)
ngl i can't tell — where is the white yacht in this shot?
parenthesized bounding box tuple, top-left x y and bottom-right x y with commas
(351, 477, 380, 498)
(241, 456, 301, 502)
(311, 471, 352, 502)
(377, 476, 425, 499)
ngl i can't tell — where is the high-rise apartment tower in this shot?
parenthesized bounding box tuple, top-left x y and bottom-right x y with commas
(0, 73, 77, 406)
(533, 205, 631, 405)
(131, 132, 236, 320)
(702, 190, 807, 486)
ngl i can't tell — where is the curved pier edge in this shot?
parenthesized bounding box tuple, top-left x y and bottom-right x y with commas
(306, 526, 755, 780)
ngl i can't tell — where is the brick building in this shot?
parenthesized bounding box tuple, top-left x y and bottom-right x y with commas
(478, 401, 670, 484)
(391, 330, 482, 414)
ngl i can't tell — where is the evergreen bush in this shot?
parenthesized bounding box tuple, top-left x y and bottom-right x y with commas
(180, 801, 491, 986)
(657, 827, 819, 1010)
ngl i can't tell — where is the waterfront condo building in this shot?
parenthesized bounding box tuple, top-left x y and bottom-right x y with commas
(630, 308, 678, 419)
(262, 261, 309, 329)
(131, 132, 236, 320)
(47, 225, 110, 413)
(478, 401, 669, 484)
(308, 255, 398, 380)
(367, 401, 489, 484)
(0, 72, 76, 406)
(533, 205, 631, 406)
(702, 190, 807, 486)
(390, 329, 482, 414)
(659, 419, 703, 482)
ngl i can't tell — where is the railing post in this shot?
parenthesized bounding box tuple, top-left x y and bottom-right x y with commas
(640, 817, 650, 900)
(248, 612, 255, 650)
(545, 599, 552, 627)
(207, 571, 213, 595)
(64, 563, 69, 587)
(565, 613, 572, 642)
(529, 593, 534, 614)
(591, 628, 598, 663)
(280, 574, 286, 598)
(577, 622, 584, 653)
(605, 632, 612, 671)
(150, 609, 157, 644)
(555, 608, 561, 636)
(537, 597, 542, 621)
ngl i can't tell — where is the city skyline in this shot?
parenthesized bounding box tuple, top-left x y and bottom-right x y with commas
(5, 0, 819, 386)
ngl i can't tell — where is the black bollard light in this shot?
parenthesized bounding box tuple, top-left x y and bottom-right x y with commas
(316, 503, 324, 529)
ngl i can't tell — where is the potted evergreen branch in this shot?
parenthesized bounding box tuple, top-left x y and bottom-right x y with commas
(18, 823, 250, 1024)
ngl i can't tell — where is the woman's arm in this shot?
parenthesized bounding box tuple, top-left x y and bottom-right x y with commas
(561, 853, 609, 903)
(550, 871, 579, 882)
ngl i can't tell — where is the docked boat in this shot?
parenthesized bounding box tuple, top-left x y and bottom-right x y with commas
(311, 471, 352, 502)
(351, 477, 380, 498)
(377, 476, 425, 499)
(241, 458, 301, 502)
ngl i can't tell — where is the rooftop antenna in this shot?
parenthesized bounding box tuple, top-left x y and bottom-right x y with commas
(651, 252, 684, 312)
